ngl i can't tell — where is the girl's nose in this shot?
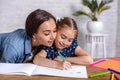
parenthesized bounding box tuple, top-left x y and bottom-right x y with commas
(63, 40, 69, 47)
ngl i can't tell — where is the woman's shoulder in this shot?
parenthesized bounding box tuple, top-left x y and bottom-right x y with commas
(3, 29, 28, 45)
(12, 29, 26, 34)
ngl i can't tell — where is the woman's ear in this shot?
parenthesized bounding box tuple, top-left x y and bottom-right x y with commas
(32, 34, 37, 42)
(32, 33, 37, 38)
(32, 34, 35, 39)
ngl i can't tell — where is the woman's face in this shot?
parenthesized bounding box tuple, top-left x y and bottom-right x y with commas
(33, 18, 57, 47)
(55, 27, 76, 51)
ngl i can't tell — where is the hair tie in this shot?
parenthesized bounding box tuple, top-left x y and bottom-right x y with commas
(56, 17, 64, 22)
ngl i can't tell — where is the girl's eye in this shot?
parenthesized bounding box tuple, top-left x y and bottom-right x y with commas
(61, 35, 66, 39)
(68, 39, 73, 42)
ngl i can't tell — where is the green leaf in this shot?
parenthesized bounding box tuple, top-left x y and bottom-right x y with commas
(104, 0, 113, 4)
(91, 0, 98, 12)
(98, 6, 111, 15)
(82, 0, 93, 12)
(73, 11, 92, 19)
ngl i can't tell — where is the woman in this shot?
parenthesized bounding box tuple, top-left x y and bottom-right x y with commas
(0, 9, 57, 63)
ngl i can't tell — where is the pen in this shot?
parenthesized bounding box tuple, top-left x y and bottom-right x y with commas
(57, 51, 66, 61)
(89, 71, 111, 78)
(111, 73, 114, 80)
(108, 68, 120, 74)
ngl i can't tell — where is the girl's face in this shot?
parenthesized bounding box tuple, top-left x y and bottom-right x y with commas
(55, 27, 76, 51)
(32, 18, 57, 47)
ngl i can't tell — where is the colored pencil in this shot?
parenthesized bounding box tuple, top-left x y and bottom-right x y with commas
(111, 73, 114, 80)
(57, 51, 66, 61)
(89, 71, 111, 78)
(108, 68, 120, 74)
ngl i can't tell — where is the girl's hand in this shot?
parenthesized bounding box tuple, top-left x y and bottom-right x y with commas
(57, 61, 71, 70)
(54, 56, 63, 61)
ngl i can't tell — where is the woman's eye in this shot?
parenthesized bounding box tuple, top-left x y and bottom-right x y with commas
(53, 30, 57, 33)
(44, 33, 49, 36)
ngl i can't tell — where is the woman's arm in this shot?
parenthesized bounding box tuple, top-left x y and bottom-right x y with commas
(33, 50, 71, 70)
(66, 46, 93, 65)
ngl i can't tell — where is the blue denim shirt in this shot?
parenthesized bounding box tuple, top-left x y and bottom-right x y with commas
(0, 29, 32, 63)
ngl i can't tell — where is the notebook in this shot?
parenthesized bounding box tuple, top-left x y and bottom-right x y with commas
(110, 58, 120, 78)
(0, 63, 88, 78)
(111, 58, 120, 61)
(90, 59, 120, 72)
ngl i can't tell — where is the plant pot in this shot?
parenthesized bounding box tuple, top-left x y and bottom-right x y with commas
(87, 21, 104, 33)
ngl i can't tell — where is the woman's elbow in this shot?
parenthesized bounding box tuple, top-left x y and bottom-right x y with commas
(33, 58, 36, 64)
(33, 56, 38, 64)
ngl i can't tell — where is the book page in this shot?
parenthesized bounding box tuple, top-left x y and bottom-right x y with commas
(0, 63, 36, 76)
(32, 65, 88, 78)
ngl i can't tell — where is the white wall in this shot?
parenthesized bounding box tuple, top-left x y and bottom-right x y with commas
(116, 0, 120, 56)
(0, 0, 118, 58)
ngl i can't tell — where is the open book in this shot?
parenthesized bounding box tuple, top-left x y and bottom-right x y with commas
(0, 63, 88, 78)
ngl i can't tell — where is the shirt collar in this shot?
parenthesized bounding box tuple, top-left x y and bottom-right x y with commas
(24, 34, 32, 55)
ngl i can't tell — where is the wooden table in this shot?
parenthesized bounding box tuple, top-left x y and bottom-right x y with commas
(0, 59, 112, 80)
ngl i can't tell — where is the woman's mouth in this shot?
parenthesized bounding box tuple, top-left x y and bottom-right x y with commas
(48, 41, 54, 46)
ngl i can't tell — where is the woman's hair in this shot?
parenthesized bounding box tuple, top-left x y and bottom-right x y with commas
(56, 17, 78, 39)
(25, 9, 56, 37)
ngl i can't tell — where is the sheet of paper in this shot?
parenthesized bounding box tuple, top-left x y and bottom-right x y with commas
(32, 65, 88, 78)
(0, 63, 36, 76)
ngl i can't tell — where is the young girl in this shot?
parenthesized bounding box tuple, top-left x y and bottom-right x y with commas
(33, 17, 93, 70)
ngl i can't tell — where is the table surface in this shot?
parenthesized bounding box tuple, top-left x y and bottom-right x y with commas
(0, 59, 113, 80)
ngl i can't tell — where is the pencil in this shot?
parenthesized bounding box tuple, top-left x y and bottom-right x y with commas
(114, 73, 120, 80)
(89, 71, 111, 78)
(108, 68, 120, 74)
(111, 73, 114, 80)
(57, 51, 66, 61)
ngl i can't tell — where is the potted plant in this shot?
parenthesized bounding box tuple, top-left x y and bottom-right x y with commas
(73, 0, 113, 33)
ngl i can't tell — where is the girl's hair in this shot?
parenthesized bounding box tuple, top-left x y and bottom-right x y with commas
(56, 17, 78, 39)
(25, 9, 56, 37)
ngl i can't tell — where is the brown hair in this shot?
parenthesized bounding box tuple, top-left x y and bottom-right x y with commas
(25, 9, 56, 37)
(56, 17, 78, 39)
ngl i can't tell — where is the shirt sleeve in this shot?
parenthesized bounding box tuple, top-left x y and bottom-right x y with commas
(66, 39, 78, 57)
(0, 43, 18, 63)
(72, 39, 78, 48)
(43, 46, 56, 60)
